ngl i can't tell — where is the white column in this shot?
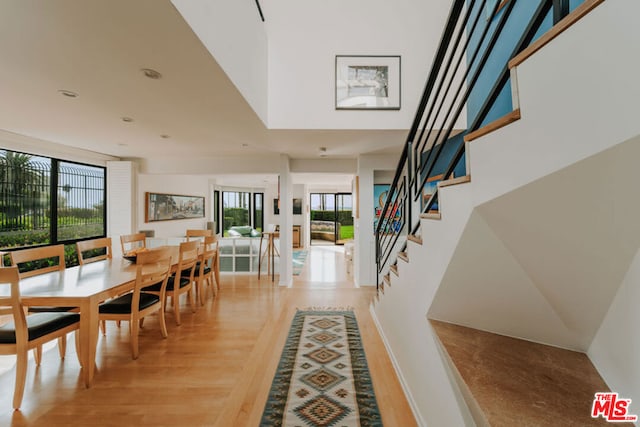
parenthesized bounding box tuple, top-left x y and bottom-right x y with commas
(355, 162, 374, 286)
(279, 154, 293, 286)
(107, 161, 137, 257)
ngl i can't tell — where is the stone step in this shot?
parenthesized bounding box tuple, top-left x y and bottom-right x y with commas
(429, 320, 625, 426)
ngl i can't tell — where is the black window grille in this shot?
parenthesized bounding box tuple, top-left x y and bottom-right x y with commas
(0, 149, 106, 264)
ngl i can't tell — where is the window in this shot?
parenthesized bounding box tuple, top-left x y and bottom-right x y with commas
(253, 193, 264, 232)
(0, 149, 106, 255)
(213, 190, 220, 234)
(222, 191, 250, 235)
(57, 161, 106, 241)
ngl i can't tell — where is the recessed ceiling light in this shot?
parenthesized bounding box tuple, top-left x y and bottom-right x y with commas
(141, 68, 162, 79)
(58, 90, 79, 98)
(121, 117, 134, 123)
(118, 143, 128, 147)
(242, 143, 249, 148)
(160, 134, 170, 139)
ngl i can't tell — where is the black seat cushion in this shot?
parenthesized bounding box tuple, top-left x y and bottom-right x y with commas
(28, 306, 77, 313)
(0, 312, 80, 344)
(142, 275, 191, 292)
(194, 266, 211, 276)
(99, 292, 160, 315)
(180, 267, 194, 277)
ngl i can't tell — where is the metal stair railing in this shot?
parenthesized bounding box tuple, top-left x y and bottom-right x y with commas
(376, 0, 569, 288)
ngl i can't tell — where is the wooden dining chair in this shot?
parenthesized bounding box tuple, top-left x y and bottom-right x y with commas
(120, 233, 146, 256)
(76, 237, 112, 265)
(204, 235, 220, 293)
(98, 247, 172, 359)
(143, 241, 198, 326)
(0, 267, 80, 409)
(77, 238, 120, 334)
(194, 238, 217, 306)
(9, 245, 66, 279)
(9, 244, 73, 360)
(185, 229, 213, 242)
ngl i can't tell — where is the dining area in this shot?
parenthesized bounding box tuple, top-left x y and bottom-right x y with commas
(0, 229, 220, 412)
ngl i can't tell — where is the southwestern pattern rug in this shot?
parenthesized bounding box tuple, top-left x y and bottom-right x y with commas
(260, 310, 382, 426)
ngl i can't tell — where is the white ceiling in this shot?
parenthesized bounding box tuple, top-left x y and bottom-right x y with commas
(0, 0, 407, 164)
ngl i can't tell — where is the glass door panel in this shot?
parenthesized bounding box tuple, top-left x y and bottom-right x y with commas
(335, 193, 353, 245)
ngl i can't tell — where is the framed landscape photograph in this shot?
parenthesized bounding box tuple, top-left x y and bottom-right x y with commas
(335, 55, 401, 110)
(145, 192, 205, 222)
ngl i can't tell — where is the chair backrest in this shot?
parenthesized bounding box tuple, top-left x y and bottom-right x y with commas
(199, 235, 218, 275)
(175, 241, 199, 284)
(120, 233, 146, 256)
(0, 267, 27, 342)
(185, 229, 213, 242)
(203, 235, 218, 252)
(9, 245, 66, 279)
(76, 237, 112, 265)
(135, 247, 172, 298)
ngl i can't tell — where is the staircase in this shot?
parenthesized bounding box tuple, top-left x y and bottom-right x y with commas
(371, 0, 640, 425)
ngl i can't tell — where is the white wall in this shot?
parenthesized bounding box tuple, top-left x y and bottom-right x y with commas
(171, 0, 268, 124)
(108, 161, 136, 256)
(590, 248, 640, 403)
(471, 0, 640, 208)
(138, 154, 282, 175)
(290, 159, 356, 174)
(265, 0, 453, 130)
(137, 173, 211, 238)
(373, 183, 476, 426)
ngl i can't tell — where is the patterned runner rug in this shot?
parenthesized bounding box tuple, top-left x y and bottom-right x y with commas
(260, 310, 382, 426)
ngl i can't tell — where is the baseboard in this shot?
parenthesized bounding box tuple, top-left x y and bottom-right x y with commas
(369, 304, 427, 427)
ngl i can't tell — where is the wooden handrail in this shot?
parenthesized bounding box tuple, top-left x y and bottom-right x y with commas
(509, 0, 605, 69)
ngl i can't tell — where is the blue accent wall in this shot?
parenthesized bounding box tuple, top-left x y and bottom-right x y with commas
(466, 0, 585, 129)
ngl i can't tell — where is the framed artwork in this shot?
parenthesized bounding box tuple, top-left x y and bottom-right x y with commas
(273, 198, 280, 215)
(293, 198, 302, 215)
(422, 174, 444, 212)
(374, 184, 400, 233)
(145, 192, 205, 222)
(335, 55, 401, 110)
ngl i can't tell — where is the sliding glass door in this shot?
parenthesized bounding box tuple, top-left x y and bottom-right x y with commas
(309, 192, 353, 246)
(335, 193, 353, 244)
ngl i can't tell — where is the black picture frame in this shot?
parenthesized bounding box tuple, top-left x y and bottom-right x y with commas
(335, 55, 401, 110)
(293, 198, 302, 215)
(145, 192, 205, 222)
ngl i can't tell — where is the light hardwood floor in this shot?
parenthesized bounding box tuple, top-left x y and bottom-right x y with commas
(0, 245, 417, 426)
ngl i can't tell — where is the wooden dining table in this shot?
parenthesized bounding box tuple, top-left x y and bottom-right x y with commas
(0, 246, 184, 388)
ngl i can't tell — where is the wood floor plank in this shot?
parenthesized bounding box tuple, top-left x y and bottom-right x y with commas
(0, 246, 416, 427)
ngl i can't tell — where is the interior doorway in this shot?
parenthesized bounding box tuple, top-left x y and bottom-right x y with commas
(309, 193, 353, 246)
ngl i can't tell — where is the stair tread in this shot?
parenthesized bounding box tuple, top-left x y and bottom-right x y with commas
(438, 175, 471, 188)
(407, 235, 423, 245)
(464, 109, 521, 143)
(398, 252, 409, 262)
(390, 265, 398, 275)
(430, 320, 614, 427)
(420, 212, 442, 220)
